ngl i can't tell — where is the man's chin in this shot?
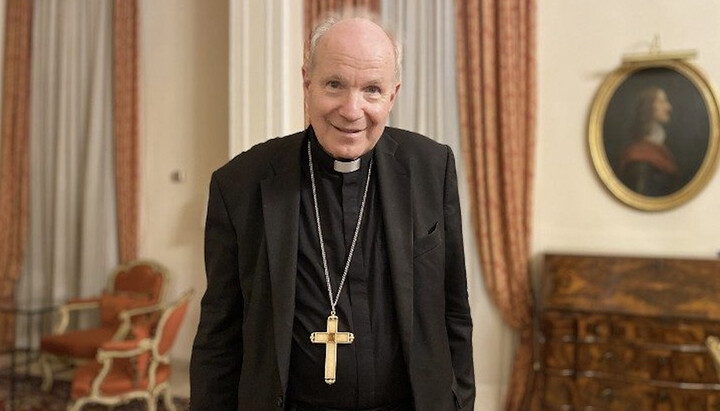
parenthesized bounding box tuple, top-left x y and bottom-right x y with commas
(332, 149, 362, 161)
(323, 138, 366, 159)
(327, 144, 368, 161)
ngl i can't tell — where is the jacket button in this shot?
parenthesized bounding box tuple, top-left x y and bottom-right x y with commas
(276, 395, 284, 407)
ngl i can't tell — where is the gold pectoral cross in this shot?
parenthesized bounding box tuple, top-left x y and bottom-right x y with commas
(310, 314, 354, 384)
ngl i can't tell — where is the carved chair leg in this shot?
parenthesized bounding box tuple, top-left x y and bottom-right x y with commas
(162, 385, 177, 411)
(67, 398, 86, 411)
(39, 354, 54, 392)
(147, 395, 157, 411)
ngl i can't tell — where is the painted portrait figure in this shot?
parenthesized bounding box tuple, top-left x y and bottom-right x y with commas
(618, 86, 680, 196)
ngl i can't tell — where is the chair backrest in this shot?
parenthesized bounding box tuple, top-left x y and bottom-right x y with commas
(152, 289, 193, 357)
(95, 260, 169, 329)
(108, 260, 168, 303)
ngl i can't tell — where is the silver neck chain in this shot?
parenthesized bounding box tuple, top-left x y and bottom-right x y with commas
(307, 140, 373, 316)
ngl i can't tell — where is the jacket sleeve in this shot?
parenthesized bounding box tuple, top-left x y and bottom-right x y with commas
(190, 174, 244, 411)
(443, 146, 476, 410)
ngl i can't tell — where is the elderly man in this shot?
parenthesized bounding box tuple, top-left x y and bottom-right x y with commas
(190, 11, 475, 411)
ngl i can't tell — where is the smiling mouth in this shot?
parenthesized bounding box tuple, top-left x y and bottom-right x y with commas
(333, 125, 364, 134)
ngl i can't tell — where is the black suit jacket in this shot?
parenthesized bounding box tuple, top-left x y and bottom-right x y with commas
(190, 127, 475, 411)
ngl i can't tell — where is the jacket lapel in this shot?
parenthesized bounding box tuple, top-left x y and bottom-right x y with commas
(375, 133, 414, 364)
(260, 133, 304, 391)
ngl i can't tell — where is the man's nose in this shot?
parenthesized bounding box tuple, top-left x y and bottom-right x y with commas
(338, 91, 363, 121)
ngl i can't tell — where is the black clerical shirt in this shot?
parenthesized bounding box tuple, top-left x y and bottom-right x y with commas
(287, 133, 411, 409)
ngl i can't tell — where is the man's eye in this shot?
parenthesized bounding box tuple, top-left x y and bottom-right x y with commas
(366, 86, 381, 94)
(327, 81, 341, 89)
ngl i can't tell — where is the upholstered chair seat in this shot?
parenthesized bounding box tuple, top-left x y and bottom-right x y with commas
(41, 327, 117, 359)
(71, 360, 171, 397)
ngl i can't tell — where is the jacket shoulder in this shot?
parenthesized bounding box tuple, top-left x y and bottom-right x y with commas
(384, 127, 445, 149)
(383, 127, 452, 168)
(212, 131, 305, 184)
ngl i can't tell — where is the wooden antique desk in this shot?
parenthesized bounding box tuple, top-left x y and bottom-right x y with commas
(538, 253, 720, 410)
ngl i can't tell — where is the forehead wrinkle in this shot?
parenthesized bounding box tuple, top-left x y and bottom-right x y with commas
(312, 19, 395, 70)
(324, 54, 390, 72)
(313, 50, 395, 84)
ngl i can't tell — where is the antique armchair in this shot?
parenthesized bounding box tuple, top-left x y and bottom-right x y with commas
(67, 289, 193, 411)
(40, 260, 169, 391)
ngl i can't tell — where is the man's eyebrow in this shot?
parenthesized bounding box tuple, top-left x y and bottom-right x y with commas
(320, 74, 344, 82)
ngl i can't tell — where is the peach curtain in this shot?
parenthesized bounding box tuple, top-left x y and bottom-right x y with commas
(113, 0, 139, 263)
(455, 0, 537, 410)
(0, 0, 33, 349)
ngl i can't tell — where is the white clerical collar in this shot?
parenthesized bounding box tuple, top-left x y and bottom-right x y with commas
(333, 158, 361, 173)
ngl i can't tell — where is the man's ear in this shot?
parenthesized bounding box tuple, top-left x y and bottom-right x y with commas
(302, 65, 311, 92)
(388, 82, 401, 109)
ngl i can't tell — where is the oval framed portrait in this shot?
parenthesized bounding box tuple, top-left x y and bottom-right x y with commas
(588, 59, 720, 211)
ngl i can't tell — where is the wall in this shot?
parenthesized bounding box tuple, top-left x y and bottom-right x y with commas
(534, 1, 720, 265)
(139, 0, 229, 361)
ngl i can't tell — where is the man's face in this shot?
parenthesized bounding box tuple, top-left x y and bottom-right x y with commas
(653, 89, 672, 124)
(303, 18, 401, 160)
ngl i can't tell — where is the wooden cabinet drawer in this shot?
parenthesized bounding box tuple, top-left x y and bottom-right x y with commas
(669, 349, 717, 383)
(577, 376, 720, 411)
(576, 343, 716, 383)
(543, 341, 575, 370)
(541, 374, 575, 410)
(576, 376, 651, 410)
(577, 343, 641, 376)
(635, 320, 717, 345)
(542, 373, 720, 410)
(577, 314, 720, 345)
(578, 315, 636, 341)
(542, 314, 576, 341)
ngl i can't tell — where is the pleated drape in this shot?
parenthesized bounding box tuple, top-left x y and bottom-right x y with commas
(455, 0, 537, 409)
(0, 0, 33, 350)
(113, 0, 139, 263)
(304, 0, 380, 36)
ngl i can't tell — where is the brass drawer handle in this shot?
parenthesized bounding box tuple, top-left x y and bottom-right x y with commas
(602, 351, 616, 362)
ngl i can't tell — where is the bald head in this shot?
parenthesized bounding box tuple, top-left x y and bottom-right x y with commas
(307, 14, 402, 81)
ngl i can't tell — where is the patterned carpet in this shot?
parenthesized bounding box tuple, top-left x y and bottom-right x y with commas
(0, 375, 189, 411)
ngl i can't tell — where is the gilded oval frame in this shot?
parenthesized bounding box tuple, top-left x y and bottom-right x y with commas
(588, 59, 720, 211)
